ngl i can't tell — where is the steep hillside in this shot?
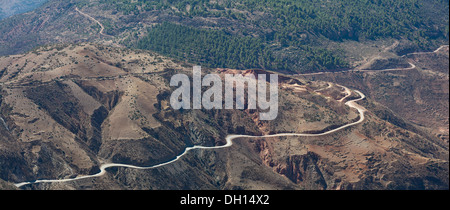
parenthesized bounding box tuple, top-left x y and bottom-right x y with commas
(0, 43, 447, 189)
(298, 45, 449, 146)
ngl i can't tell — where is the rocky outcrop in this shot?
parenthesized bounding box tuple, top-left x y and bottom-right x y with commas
(278, 152, 328, 189)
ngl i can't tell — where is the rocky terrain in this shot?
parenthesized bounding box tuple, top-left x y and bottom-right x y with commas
(300, 45, 449, 144)
(0, 43, 447, 190)
(0, 0, 448, 191)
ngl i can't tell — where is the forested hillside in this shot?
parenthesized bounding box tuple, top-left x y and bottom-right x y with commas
(0, 0, 448, 73)
(110, 0, 448, 72)
(90, 0, 449, 42)
(134, 22, 348, 71)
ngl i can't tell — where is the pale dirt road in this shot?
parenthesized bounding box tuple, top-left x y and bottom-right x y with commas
(15, 84, 366, 188)
(12, 45, 446, 188)
(294, 45, 447, 77)
(75, 7, 110, 37)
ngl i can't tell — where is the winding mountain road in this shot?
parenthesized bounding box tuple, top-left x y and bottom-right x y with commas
(0, 116, 8, 131)
(14, 86, 366, 188)
(295, 44, 447, 77)
(13, 45, 447, 188)
(295, 61, 417, 76)
(75, 7, 110, 37)
(407, 45, 449, 56)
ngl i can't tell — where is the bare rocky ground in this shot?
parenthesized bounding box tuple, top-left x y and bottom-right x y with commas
(0, 43, 448, 190)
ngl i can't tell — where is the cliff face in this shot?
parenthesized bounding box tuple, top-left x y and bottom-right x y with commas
(277, 152, 328, 189)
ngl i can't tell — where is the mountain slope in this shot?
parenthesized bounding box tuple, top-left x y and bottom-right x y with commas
(0, 0, 448, 73)
(299, 45, 449, 144)
(0, 43, 447, 189)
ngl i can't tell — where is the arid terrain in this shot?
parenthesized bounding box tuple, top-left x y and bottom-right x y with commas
(0, 0, 448, 191)
(0, 43, 447, 190)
